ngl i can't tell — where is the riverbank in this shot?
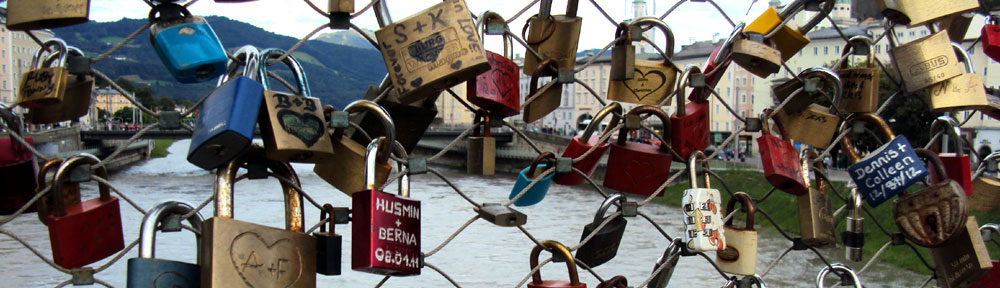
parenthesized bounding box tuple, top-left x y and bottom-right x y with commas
(150, 139, 176, 158)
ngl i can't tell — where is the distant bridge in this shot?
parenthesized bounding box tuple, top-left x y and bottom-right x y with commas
(79, 128, 515, 143)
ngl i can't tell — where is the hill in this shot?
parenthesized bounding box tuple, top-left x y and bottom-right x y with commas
(315, 29, 378, 51)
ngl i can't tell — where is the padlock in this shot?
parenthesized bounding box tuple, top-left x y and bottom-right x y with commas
(352, 136, 421, 275)
(148, 1, 227, 83)
(744, 0, 831, 61)
(575, 193, 628, 268)
(671, 68, 710, 160)
(815, 263, 862, 287)
(983, 16, 1000, 63)
(16, 39, 69, 109)
(930, 216, 993, 288)
(942, 12, 975, 43)
(837, 36, 880, 113)
(524, 59, 563, 123)
(609, 23, 635, 81)
(878, 0, 979, 27)
(0, 107, 37, 214)
(467, 113, 496, 175)
(509, 152, 557, 206)
(687, 33, 732, 103)
(607, 17, 678, 105)
(6, 0, 90, 30)
(757, 109, 806, 196)
(892, 148, 968, 247)
(522, 0, 582, 77)
(257, 48, 335, 163)
(527, 240, 587, 288)
(202, 145, 316, 287)
(316, 204, 349, 276)
(604, 105, 673, 196)
(797, 149, 836, 248)
(595, 276, 627, 288)
(26, 45, 95, 124)
(970, 152, 1000, 212)
(730, 31, 781, 78)
(556, 102, 621, 186)
(716, 192, 758, 276)
(373, 0, 489, 103)
(35, 158, 82, 223)
(328, 0, 353, 29)
(773, 67, 842, 149)
(840, 113, 928, 207)
(929, 43, 991, 113)
(647, 239, 682, 288)
(46, 154, 124, 268)
(970, 224, 1000, 288)
(682, 151, 726, 252)
(187, 46, 264, 170)
(352, 82, 438, 154)
(126, 201, 203, 288)
(843, 188, 864, 262)
(928, 116, 972, 195)
(467, 12, 521, 118)
(890, 30, 962, 92)
(476, 203, 527, 227)
(316, 100, 393, 195)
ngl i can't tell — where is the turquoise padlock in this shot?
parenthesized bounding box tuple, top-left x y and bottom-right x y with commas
(509, 152, 556, 206)
(149, 2, 227, 83)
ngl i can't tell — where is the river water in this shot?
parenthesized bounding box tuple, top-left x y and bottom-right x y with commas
(0, 140, 929, 287)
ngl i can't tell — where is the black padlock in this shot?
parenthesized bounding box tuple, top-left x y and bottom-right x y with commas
(648, 238, 682, 288)
(575, 193, 628, 268)
(316, 204, 349, 275)
(477, 203, 527, 227)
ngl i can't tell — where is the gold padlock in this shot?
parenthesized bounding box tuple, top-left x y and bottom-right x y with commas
(609, 23, 635, 81)
(522, 0, 582, 76)
(6, 0, 90, 31)
(879, 0, 979, 27)
(970, 151, 1000, 213)
(607, 17, 678, 105)
(716, 192, 758, 276)
(467, 113, 495, 176)
(329, 0, 353, 14)
(202, 145, 316, 288)
(731, 31, 781, 78)
(929, 43, 991, 112)
(774, 66, 844, 114)
(258, 48, 335, 163)
(373, 0, 489, 103)
(772, 67, 842, 149)
(26, 46, 94, 124)
(797, 148, 836, 248)
(315, 100, 393, 195)
(744, 0, 832, 61)
(523, 59, 562, 123)
(941, 12, 975, 42)
(929, 216, 993, 288)
(891, 30, 963, 92)
(17, 39, 70, 109)
(837, 36, 880, 113)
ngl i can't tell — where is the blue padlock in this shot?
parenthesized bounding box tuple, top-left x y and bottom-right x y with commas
(840, 113, 928, 207)
(126, 201, 203, 288)
(509, 152, 557, 206)
(188, 46, 264, 170)
(149, 2, 227, 83)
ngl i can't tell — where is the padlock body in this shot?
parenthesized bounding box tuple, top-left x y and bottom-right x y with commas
(575, 215, 626, 268)
(848, 136, 927, 207)
(681, 188, 725, 252)
(971, 261, 1000, 288)
(744, 7, 809, 61)
(929, 73, 991, 112)
(259, 91, 335, 163)
(527, 280, 586, 288)
(878, 0, 978, 27)
(6, 0, 90, 30)
(555, 136, 609, 186)
(374, 0, 489, 103)
(609, 43, 635, 81)
(315, 232, 343, 276)
(467, 51, 521, 118)
(17, 67, 68, 108)
(354, 90, 438, 153)
(151, 18, 227, 83)
(510, 164, 556, 206)
(352, 189, 421, 275)
(47, 196, 125, 268)
(316, 136, 391, 195)
(603, 142, 672, 196)
(983, 24, 1000, 62)
(893, 179, 967, 247)
(0, 158, 37, 214)
(731, 39, 781, 78)
(523, 15, 582, 76)
(187, 76, 264, 170)
(126, 258, 200, 288)
(607, 60, 677, 105)
(837, 67, 881, 113)
(200, 217, 317, 287)
(758, 134, 807, 195)
(771, 78, 815, 113)
(523, 81, 562, 123)
(891, 31, 962, 92)
(930, 216, 993, 288)
(969, 175, 1000, 212)
(773, 104, 839, 149)
(467, 136, 496, 175)
(670, 101, 709, 161)
(27, 76, 94, 124)
(715, 228, 757, 276)
(797, 188, 836, 248)
(930, 153, 972, 195)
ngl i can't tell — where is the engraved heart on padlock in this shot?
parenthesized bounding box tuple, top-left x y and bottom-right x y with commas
(152, 271, 195, 288)
(229, 232, 304, 288)
(407, 32, 445, 63)
(491, 69, 516, 99)
(624, 160, 656, 185)
(623, 68, 667, 101)
(277, 110, 323, 147)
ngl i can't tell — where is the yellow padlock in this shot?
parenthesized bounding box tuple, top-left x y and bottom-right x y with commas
(744, 0, 832, 61)
(607, 17, 678, 105)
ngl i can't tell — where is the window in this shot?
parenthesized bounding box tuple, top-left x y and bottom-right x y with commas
(715, 122, 719, 130)
(897, 32, 903, 38)
(824, 46, 829, 55)
(725, 122, 730, 130)
(727, 88, 731, 98)
(875, 45, 881, 54)
(742, 94, 746, 103)
(813, 47, 818, 55)
(716, 104, 720, 113)
(921, 30, 927, 36)
(834, 46, 840, 53)
(909, 31, 915, 37)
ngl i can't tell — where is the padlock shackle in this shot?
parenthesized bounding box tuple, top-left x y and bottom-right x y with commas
(711, 22, 743, 68)
(476, 11, 513, 58)
(616, 105, 671, 150)
(930, 115, 964, 155)
(848, 188, 862, 218)
(913, 148, 950, 186)
(259, 48, 312, 96)
(951, 42, 975, 73)
(39, 46, 82, 70)
(580, 102, 622, 142)
(30, 38, 68, 70)
(800, 148, 827, 189)
(614, 22, 632, 44)
(749, 274, 768, 287)
(778, 0, 833, 34)
(529, 240, 581, 285)
(815, 263, 862, 288)
(840, 36, 875, 69)
(980, 223, 1000, 242)
(839, 113, 895, 162)
(218, 45, 260, 86)
(363, 137, 410, 196)
(35, 158, 65, 223)
(374, 0, 392, 27)
(724, 192, 755, 230)
(319, 203, 336, 233)
(51, 154, 111, 218)
(526, 152, 556, 179)
(760, 108, 790, 141)
(344, 99, 396, 162)
(688, 151, 712, 189)
(215, 145, 305, 232)
(592, 193, 626, 223)
(138, 201, 203, 259)
(148, 2, 193, 24)
(628, 17, 675, 60)
(473, 112, 491, 138)
(790, 66, 842, 109)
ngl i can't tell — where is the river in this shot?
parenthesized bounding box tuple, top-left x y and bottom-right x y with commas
(0, 140, 929, 287)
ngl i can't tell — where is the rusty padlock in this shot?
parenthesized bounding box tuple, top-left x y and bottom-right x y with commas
(893, 148, 968, 247)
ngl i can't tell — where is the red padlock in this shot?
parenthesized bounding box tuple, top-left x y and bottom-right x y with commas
(352, 137, 421, 276)
(467, 12, 520, 118)
(556, 102, 622, 186)
(688, 33, 733, 103)
(603, 105, 673, 197)
(0, 107, 37, 214)
(930, 116, 973, 195)
(527, 240, 587, 288)
(672, 68, 709, 161)
(757, 109, 806, 195)
(982, 16, 1000, 63)
(46, 154, 124, 268)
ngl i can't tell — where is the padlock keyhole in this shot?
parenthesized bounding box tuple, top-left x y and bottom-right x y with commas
(925, 215, 938, 233)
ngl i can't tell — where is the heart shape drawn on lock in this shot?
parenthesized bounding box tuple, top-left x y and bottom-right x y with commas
(623, 68, 667, 102)
(229, 232, 303, 288)
(624, 160, 656, 185)
(277, 110, 323, 147)
(152, 271, 195, 288)
(407, 32, 445, 63)
(491, 68, 516, 100)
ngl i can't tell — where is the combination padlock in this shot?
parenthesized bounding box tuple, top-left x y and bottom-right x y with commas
(682, 151, 726, 252)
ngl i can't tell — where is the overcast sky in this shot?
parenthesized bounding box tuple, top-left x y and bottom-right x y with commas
(82, 0, 779, 55)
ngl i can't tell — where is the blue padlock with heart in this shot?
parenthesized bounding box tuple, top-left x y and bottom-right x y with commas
(841, 113, 928, 207)
(149, 2, 228, 83)
(509, 152, 557, 206)
(126, 201, 203, 288)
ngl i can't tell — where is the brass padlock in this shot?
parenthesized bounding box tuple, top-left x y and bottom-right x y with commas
(522, 0, 582, 77)
(315, 100, 393, 195)
(17, 39, 70, 109)
(467, 113, 496, 176)
(942, 12, 975, 42)
(929, 43, 991, 112)
(258, 48, 335, 163)
(716, 192, 758, 276)
(202, 145, 316, 287)
(607, 17, 678, 105)
(837, 36, 880, 113)
(893, 149, 968, 247)
(930, 216, 993, 288)
(27, 46, 94, 124)
(731, 31, 781, 78)
(609, 23, 635, 81)
(35, 158, 82, 224)
(969, 151, 1000, 212)
(773, 67, 842, 149)
(744, 0, 832, 61)
(523, 59, 562, 123)
(798, 148, 836, 248)
(328, 0, 353, 29)
(774, 66, 844, 114)
(6, 0, 90, 30)
(891, 30, 963, 92)
(878, 0, 979, 27)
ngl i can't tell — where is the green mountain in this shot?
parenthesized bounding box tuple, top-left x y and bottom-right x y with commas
(315, 29, 378, 51)
(50, 16, 386, 108)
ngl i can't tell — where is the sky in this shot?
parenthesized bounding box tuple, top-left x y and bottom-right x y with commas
(81, 0, 778, 55)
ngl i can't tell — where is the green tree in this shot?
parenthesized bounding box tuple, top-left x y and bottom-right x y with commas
(113, 107, 157, 125)
(157, 96, 176, 111)
(96, 108, 111, 122)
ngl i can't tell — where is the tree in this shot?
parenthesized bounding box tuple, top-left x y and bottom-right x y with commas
(134, 86, 156, 109)
(113, 107, 157, 125)
(96, 108, 111, 122)
(157, 96, 176, 111)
